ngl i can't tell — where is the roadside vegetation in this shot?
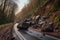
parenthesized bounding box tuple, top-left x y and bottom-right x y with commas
(0, 23, 12, 30)
(0, 0, 17, 31)
(17, 0, 60, 25)
(0, 0, 17, 25)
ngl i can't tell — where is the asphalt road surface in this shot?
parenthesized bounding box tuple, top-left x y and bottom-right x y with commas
(13, 23, 60, 40)
(19, 30, 40, 40)
(19, 30, 59, 40)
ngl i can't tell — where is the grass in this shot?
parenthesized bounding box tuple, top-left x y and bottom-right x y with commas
(0, 23, 12, 30)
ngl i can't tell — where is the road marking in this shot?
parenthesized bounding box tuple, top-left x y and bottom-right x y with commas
(14, 23, 27, 40)
(14, 23, 60, 40)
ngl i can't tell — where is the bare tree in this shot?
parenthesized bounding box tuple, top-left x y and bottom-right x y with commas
(0, 0, 17, 24)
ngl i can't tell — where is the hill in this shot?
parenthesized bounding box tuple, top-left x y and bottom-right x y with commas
(16, 0, 60, 24)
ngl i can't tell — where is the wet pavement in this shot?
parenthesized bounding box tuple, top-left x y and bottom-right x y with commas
(13, 31, 20, 40)
(19, 30, 59, 40)
(13, 23, 60, 40)
(13, 23, 39, 40)
(41, 35, 57, 40)
(19, 30, 40, 40)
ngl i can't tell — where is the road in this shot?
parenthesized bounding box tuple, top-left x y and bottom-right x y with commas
(19, 30, 40, 40)
(13, 23, 60, 40)
(13, 23, 39, 40)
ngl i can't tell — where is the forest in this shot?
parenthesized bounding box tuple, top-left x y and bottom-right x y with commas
(0, 0, 60, 40)
(17, 0, 60, 25)
(0, 0, 17, 25)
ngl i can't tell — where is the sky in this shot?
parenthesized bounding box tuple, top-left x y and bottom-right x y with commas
(13, 0, 29, 14)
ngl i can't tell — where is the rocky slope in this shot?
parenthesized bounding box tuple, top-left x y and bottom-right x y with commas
(16, 0, 60, 24)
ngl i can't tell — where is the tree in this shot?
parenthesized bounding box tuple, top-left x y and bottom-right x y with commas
(8, 2, 17, 22)
(0, 0, 17, 25)
(0, 0, 8, 24)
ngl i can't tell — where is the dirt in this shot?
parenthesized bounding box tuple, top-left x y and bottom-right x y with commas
(0, 24, 13, 40)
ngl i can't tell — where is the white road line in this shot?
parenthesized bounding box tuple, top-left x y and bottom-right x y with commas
(14, 23, 27, 40)
(14, 23, 60, 40)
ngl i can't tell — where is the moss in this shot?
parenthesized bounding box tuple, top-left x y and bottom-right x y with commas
(54, 16, 60, 23)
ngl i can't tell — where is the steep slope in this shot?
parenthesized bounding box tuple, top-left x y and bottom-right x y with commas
(16, 0, 60, 24)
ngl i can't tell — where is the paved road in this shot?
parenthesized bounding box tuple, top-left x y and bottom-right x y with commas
(19, 30, 60, 40)
(26, 29, 60, 40)
(19, 30, 40, 40)
(13, 23, 60, 40)
(13, 23, 21, 40)
(13, 23, 39, 40)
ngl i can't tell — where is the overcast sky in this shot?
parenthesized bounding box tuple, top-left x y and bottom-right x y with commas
(13, 0, 29, 14)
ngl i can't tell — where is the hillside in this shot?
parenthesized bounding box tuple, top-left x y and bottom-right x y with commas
(16, 0, 60, 24)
